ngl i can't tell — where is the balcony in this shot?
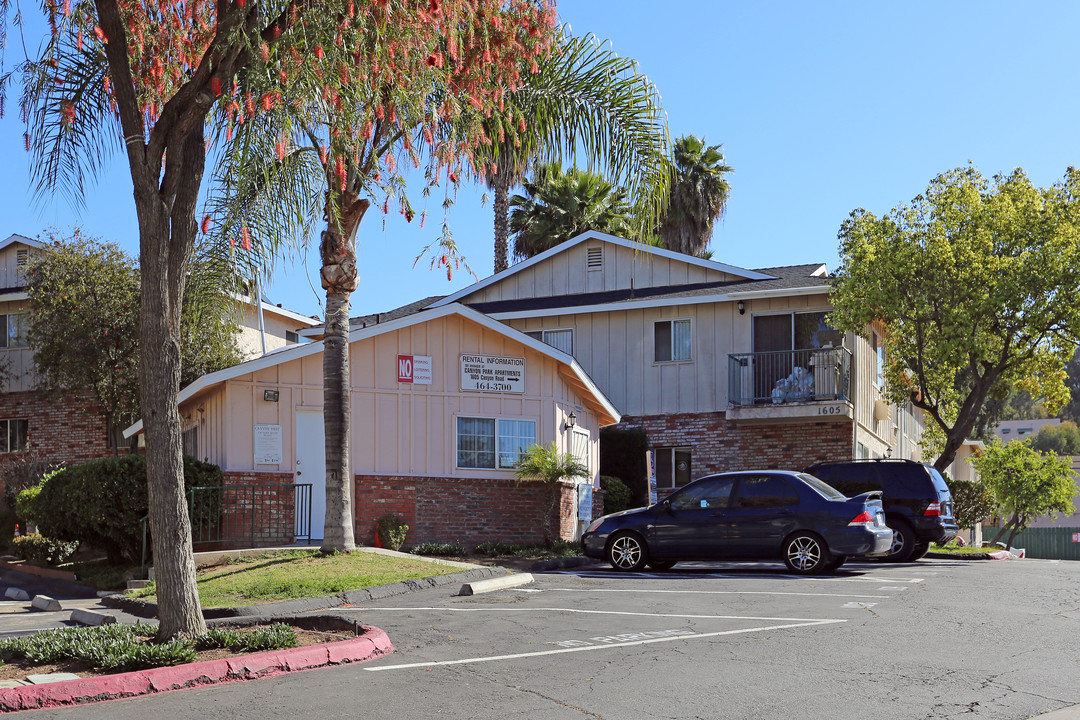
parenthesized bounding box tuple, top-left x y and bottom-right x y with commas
(727, 347, 853, 422)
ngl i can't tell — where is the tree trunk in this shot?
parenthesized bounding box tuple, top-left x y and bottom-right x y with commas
(138, 127, 207, 640)
(493, 174, 511, 273)
(319, 195, 368, 553)
(991, 513, 1018, 545)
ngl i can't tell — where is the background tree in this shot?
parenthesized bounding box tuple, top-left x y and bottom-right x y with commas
(970, 439, 1077, 549)
(1061, 349, 1080, 423)
(509, 163, 633, 260)
(657, 135, 732, 257)
(26, 231, 244, 454)
(204, 4, 557, 555)
(478, 30, 670, 273)
(514, 441, 589, 547)
(829, 166, 1080, 472)
(942, 475, 997, 537)
(1031, 422, 1080, 456)
(11, 0, 556, 638)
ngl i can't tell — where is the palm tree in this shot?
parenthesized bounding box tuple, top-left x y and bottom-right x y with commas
(508, 163, 633, 260)
(478, 30, 671, 273)
(658, 136, 733, 257)
(515, 442, 589, 546)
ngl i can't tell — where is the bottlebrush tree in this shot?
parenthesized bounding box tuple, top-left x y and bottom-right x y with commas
(4, 0, 557, 639)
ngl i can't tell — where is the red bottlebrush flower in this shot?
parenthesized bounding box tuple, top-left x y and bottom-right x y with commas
(315, 45, 324, 59)
(336, 156, 346, 190)
(237, 0, 245, 7)
(241, 227, 251, 251)
(245, 94, 255, 116)
(429, 0, 440, 14)
(76, 28, 82, 51)
(447, 266, 452, 281)
(261, 93, 274, 111)
(211, 77, 222, 96)
(420, 211, 427, 229)
(93, 26, 106, 43)
(448, 171, 458, 183)
(426, 52, 443, 68)
(319, 145, 328, 164)
(260, 43, 270, 62)
(467, 95, 483, 109)
(280, 70, 288, 83)
(275, 140, 286, 161)
(60, 99, 76, 125)
(375, 105, 384, 120)
(382, 198, 389, 214)
(201, 215, 211, 234)
(491, 162, 498, 176)
(405, 209, 414, 223)
(230, 236, 236, 248)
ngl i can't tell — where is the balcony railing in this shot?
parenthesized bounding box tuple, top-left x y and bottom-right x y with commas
(728, 347, 851, 407)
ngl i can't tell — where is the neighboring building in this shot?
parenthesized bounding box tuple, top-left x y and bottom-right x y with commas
(993, 418, 1060, 442)
(127, 303, 619, 547)
(0, 232, 317, 470)
(233, 293, 320, 357)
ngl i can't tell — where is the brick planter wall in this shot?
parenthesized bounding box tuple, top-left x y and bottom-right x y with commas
(615, 411, 853, 477)
(354, 475, 580, 549)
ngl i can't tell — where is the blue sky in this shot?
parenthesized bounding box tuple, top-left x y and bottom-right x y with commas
(2, 2, 1079, 320)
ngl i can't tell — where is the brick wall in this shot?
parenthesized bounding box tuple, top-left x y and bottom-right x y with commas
(615, 411, 853, 477)
(0, 390, 121, 473)
(354, 475, 580, 548)
(207, 471, 297, 550)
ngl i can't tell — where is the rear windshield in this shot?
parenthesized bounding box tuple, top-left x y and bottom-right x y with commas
(926, 467, 951, 494)
(798, 473, 847, 501)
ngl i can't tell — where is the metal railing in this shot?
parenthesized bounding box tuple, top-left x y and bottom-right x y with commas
(141, 482, 312, 570)
(728, 346, 852, 407)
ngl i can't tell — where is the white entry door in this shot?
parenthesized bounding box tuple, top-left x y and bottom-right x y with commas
(295, 410, 327, 541)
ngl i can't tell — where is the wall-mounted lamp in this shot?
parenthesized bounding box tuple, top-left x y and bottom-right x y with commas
(564, 410, 577, 431)
(263, 389, 280, 402)
(737, 300, 745, 315)
(885, 446, 893, 458)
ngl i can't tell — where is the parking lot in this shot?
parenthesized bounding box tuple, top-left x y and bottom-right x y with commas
(23, 556, 1080, 719)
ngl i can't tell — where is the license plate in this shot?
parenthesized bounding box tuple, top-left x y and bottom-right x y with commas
(875, 512, 885, 527)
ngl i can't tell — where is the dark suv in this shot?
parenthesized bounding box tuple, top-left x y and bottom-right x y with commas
(803, 459, 958, 562)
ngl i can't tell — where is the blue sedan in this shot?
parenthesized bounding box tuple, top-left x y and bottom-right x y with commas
(582, 471, 893, 574)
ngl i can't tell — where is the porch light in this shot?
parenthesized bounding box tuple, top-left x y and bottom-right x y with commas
(263, 389, 280, 402)
(737, 301, 745, 315)
(565, 410, 577, 431)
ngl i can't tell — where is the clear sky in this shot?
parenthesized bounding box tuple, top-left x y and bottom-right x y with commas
(2, 1, 1079, 321)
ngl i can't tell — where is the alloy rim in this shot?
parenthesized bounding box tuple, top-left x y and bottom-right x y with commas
(890, 528, 907, 556)
(788, 537, 821, 571)
(611, 536, 641, 569)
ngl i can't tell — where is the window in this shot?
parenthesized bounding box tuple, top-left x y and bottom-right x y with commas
(572, 428, 590, 473)
(670, 476, 734, 510)
(456, 416, 536, 470)
(0, 314, 28, 349)
(285, 330, 299, 345)
(871, 331, 884, 387)
(655, 447, 692, 490)
(734, 475, 799, 508)
(654, 319, 691, 362)
(525, 328, 573, 355)
(182, 425, 198, 458)
(106, 418, 129, 449)
(0, 419, 28, 453)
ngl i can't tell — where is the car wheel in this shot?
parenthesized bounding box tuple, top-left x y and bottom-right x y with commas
(822, 555, 847, 573)
(648, 560, 677, 571)
(606, 532, 650, 571)
(783, 532, 831, 575)
(883, 519, 917, 563)
(911, 541, 931, 560)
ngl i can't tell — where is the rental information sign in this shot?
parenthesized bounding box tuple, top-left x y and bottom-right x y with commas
(461, 354, 525, 394)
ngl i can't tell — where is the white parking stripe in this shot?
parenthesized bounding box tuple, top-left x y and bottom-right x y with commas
(533, 588, 890, 599)
(356, 606, 839, 622)
(821, 575, 924, 583)
(364, 618, 846, 672)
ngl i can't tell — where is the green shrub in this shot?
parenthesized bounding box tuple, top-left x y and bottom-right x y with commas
(0, 623, 195, 672)
(944, 475, 998, 530)
(600, 427, 649, 506)
(599, 475, 633, 514)
(195, 624, 297, 652)
(410, 541, 466, 557)
(11, 533, 79, 566)
(34, 454, 223, 564)
(15, 484, 43, 528)
(2, 453, 60, 514)
(473, 541, 517, 556)
(376, 513, 409, 551)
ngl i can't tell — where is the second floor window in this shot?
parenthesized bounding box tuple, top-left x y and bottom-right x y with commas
(525, 328, 573, 356)
(0, 314, 28, 349)
(654, 319, 691, 362)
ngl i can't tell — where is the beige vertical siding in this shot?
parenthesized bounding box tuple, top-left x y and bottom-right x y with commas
(0, 299, 35, 391)
(195, 313, 602, 481)
(0, 244, 29, 290)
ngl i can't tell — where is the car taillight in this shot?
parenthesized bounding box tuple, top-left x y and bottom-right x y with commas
(848, 511, 874, 527)
(924, 502, 941, 517)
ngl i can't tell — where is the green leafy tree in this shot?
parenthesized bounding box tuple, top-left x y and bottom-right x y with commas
(829, 167, 1080, 471)
(1031, 422, 1080, 456)
(478, 29, 670, 273)
(970, 440, 1077, 548)
(26, 232, 244, 454)
(1061, 348, 1080, 423)
(657, 135, 732, 258)
(509, 163, 633, 260)
(9, 0, 556, 638)
(515, 441, 589, 547)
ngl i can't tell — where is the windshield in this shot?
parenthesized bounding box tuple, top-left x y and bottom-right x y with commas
(798, 473, 847, 500)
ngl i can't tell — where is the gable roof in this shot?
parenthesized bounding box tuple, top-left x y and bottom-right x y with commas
(298, 295, 445, 339)
(0, 234, 44, 253)
(428, 231, 777, 309)
(124, 302, 620, 438)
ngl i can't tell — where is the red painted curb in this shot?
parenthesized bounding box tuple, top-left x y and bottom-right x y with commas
(0, 626, 394, 712)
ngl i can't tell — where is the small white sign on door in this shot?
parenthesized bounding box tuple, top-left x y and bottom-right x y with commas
(254, 424, 283, 465)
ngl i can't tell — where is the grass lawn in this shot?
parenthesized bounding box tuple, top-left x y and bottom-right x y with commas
(930, 543, 997, 555)
(135, 549, 462, 608)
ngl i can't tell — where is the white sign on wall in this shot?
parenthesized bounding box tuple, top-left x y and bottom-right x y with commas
(397, 354, 432, 384)
(460, 354, 525, 394)
(254, 424, 283, 465)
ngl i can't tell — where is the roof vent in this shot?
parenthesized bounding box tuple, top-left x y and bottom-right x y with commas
(586, 246, 603, 271)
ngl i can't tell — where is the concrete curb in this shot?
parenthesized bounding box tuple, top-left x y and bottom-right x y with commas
(460, 573, 533, 596)
(0, 625, 393, 712)
(529, 556, 595, 572)
(102, 566, 509, 619)
(925, 550, 1012, 560)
